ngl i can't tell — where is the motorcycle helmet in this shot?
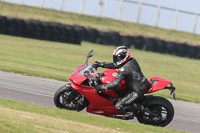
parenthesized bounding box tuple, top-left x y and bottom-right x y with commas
(113, 46, 131, 67)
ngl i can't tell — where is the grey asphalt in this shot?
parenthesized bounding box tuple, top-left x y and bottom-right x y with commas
(0, 71, 200, 133)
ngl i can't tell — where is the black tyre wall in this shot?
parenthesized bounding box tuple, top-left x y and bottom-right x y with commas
(132, 36, 145, 50)
(83, 28, 99, 43)
(0, 15, 81, 45)
(120, 35, 134, 48)
(6, 18, 17, 35)
(156, 39, 166, 53)
(0, 15, 200, 59)
(0, 16, 7, 34)
(98, 31, 112, 45)
(165, 41, 177, 55)
(196, 46, 200, 59)
(175, 43, 189, 57)
(109, 32, 121, 46)
(145, 37, 158, 52)
(14, 19, 24, 37)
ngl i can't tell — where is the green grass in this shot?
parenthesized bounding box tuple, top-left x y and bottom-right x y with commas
(0, 2, 200, 45)
(0, 34, 200, 103)
(0, 98, 185, 133)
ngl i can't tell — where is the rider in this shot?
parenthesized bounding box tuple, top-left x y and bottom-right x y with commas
(95, 46, 150, 112)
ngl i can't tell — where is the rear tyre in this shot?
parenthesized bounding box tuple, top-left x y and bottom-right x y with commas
(54, 84, 88, 111)
(137, 96, 174, 127)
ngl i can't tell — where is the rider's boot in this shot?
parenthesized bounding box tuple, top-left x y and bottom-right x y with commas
(122, 103, 145, 113)
(120, 104, 138, 119)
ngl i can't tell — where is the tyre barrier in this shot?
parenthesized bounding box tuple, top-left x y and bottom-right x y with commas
(97, 31, 110, 45)
(145, 37, 159, 52)
(196, 46, 200, 59)
(0, 15, 199, 59)
(109, 32, 121, 46)
(156, 39, 166, 53)
(188, 46, 199, 58)
(175, 43, 189, 57)
(97, 31, 121, 46)
(0, 15, 81, 45)
(120, 35, 134, 48)
(132, 36, 145, 50)
(0, 16, 6, 34)
(163, 41, 176, 54)
(83, 27, 99, 43)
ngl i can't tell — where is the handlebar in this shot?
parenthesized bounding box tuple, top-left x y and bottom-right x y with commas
(84, 73, 98, 87)
(84, 73, 106, 89)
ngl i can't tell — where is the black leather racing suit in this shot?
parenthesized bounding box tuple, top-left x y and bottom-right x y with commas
(99, 58, 150, 110)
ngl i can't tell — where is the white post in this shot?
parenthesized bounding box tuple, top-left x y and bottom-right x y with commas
(99, 0, 104, 17)
(193, 13, 198, 34)
(155, 6, 161, 27)
(60, 0, 65, 11)
(118, 0, 124, 20)
(173, 9, 179, 30)
(80, 0, 85, 14)
(19, 0, 24, 5)
(137, 2, 142, 23)
(40, 0, 45, 9)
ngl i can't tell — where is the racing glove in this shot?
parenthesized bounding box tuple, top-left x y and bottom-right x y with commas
(95, 84, 107, 91)
(93, 61, 105, 68)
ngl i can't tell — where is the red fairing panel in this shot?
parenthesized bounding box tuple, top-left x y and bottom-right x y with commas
(147, 77, 172, 93)
(69, 65, 98, 86)
(101, 69, 126, 87)
(69, 74, 87, 85)
(101, 69, 127, 97)
(69, 65, 86, 85)
(70, 81, 121, 116)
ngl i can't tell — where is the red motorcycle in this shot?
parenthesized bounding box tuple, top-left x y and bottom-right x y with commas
(54, 50, 176, 127)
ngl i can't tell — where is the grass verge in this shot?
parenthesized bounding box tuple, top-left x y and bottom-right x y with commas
(0, 2, 200, 45)
(0, 34, 200, 103)
(0, 98, 185, 133)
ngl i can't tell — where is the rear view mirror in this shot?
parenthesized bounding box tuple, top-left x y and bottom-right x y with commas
(85, 50, 94, 65)
(87, 50, 94, 58)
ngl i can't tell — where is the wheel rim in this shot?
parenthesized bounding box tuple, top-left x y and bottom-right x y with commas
(138, 105, 169, 125)
(59, 89, 85, 108)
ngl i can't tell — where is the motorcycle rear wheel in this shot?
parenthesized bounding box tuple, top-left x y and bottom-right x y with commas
(136, 96, 174, 127)
(54, 84, 88, 111)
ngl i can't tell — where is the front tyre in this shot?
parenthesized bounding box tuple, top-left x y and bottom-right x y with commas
(137, 96, 174, 127)
(54, 84, 88, 111)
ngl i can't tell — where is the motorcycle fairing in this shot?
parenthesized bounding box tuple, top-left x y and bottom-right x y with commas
(69, 65, 98, 86)
(100, 69, 127, 98)
(101, 69, 126, 86)
(70, 81, 122, 116)
(68, 63, 174, 116)
(147, 77, 172, 93)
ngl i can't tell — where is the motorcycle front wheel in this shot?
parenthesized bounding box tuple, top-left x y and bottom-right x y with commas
(136, 96, 174, 127)
(54, 84, 89, 111)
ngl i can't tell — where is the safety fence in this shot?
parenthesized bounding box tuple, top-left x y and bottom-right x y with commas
(0, 15, 200, 59)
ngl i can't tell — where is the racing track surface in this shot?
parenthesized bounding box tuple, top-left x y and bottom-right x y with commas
(0, 71, 200, 133)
